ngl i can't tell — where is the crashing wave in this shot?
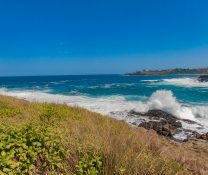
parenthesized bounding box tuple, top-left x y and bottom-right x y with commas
(162, 78, 208, 88)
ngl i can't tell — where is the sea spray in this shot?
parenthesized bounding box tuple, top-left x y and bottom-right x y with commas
(147, 90, 196, 121)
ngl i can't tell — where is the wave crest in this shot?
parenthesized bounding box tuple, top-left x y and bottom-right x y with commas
(0, 88, 207, 127)
(162, 78, 208, 88)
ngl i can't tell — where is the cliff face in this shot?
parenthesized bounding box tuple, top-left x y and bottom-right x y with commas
(127, 68, 208, 75)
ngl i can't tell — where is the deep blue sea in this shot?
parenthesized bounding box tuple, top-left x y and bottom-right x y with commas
(0, 74, 208, 139)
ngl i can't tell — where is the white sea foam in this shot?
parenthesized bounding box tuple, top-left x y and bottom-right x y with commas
(104, 84, 113, 88)
(0, 88, 208, 129)
(89, 86, 99, 89)
(162, 78, 208, 88)
(141, 80, 159, 82)
(50, 80, 70, 85)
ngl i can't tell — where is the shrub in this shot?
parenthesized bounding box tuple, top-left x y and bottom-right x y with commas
(75, 152, 103, 175)
(39, 105, 58, 123)
(0, 126, 67, 175)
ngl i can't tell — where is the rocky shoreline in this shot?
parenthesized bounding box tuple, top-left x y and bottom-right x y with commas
(127, 109, 208, 142)
(123, 109, 208, 173)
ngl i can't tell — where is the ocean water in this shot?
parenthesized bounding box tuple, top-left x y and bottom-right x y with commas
(0, 74, 208, 139)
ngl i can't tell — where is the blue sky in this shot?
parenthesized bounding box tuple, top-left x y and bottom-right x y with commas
(0, 0, 208, 76)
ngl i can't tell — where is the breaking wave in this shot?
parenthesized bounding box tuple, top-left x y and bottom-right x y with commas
(162, 77, 208, 88)
(0, 88, 207, 127)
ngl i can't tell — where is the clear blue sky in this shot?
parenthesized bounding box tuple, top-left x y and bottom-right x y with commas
(0, 0, 208, 76)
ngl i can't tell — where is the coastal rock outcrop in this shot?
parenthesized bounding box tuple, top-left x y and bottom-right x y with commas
(130, 110, 182, 137)
(139, 121, 177, 137)
(198, 75, 208, 82)
(198, 132, 208, 140)
(188, 131, 208, 141)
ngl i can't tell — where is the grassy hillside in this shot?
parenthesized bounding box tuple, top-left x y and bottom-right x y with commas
(0, 95, 206, 174)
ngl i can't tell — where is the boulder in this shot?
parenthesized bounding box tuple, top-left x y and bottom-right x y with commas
(198, 133, 208, 140)
(131, 109, 182, 128)
(134, 110, 182, 137)
(189, 132, 208, 141)
(198, 75, 208, 82)
(139, 120, 177, 137)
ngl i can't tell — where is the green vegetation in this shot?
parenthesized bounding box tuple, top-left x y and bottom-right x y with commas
(0, 126, 66, 175)
(127, 67, 208, 75)
(0, 95, 202, 174)
(75, 152, 103, 175)
(0, 102, 21, 118)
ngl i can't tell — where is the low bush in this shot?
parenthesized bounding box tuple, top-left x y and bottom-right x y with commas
(0, 126, 67, 175)
(75, 151, 103, 175)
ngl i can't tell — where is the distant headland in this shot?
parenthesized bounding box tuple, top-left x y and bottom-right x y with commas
(126, 68, 208, 76)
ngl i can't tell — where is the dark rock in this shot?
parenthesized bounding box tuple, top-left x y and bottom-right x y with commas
(135, 110, 182, 137)
(131, 122, 137, 126)
(190, 132, 208, 141)
(130, 109, 205, 140)
(184, 131, 208, 142)
(131, 109, 182, 128)
(139, 121, 177, 137)
(199, 133, 208, 140)
(198, 75, 208, 82)
(181, 119, 198, 124)
(192, 131, 202, 138)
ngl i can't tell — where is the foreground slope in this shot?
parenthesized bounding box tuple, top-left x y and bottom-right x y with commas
(0, 95, 207, 175)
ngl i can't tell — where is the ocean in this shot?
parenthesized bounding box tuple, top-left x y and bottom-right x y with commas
(0, 74, 208, 140)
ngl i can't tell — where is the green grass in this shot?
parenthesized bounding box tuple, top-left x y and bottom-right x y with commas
(0, 102, 21, 118)
(0, 95, 195, 174)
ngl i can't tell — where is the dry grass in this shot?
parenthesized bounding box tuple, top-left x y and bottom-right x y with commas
(0, 95, 207, 174)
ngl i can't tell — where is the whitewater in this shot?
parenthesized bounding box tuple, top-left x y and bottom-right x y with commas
(0, 75, 208, 139)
